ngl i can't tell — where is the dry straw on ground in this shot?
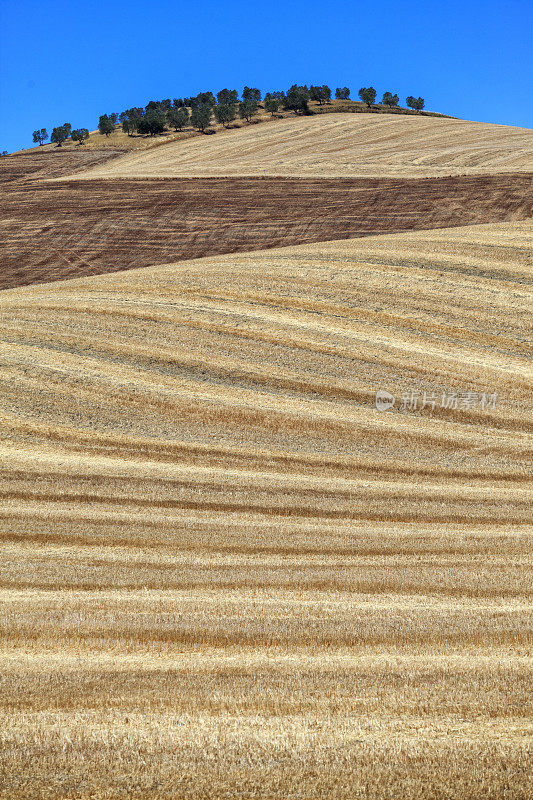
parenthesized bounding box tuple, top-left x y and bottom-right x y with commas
(0, 221, 532, 799)
(70, 113, 533, 179)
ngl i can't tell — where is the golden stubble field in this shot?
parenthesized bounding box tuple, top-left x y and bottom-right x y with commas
(69, 112, 533, 179)
(0, 221, 532, 798)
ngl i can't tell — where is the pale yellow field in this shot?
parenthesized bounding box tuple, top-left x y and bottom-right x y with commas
(0, 221, 532, 798)
(69, 113, 533, 179)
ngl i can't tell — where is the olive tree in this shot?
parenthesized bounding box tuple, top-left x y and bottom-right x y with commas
(382, 92, 399, 108)
(284, 85, 310, 114)
(98, 114, 115, 136)
(335, 87, 350, 100)
(122, 119, 136, 136)
(214, 103, 236, 127)
(242, 86, 261, 101)
(217, 88, 238, 105)
(265, 97, 279, 115)
(51, 125, 69, 146)
(167, 107, 189, 130)
(196, 92, 216, 107)
(71, 128, 90, 145)
(190, 103, 213, 131)
(358, 87, 376, 108)
(310, 85, 331, 104)
(407, 96, 425, 112)
(239, 99, 258, 121)
(137, 108, 167, 136)
(32, 128, 48, 146)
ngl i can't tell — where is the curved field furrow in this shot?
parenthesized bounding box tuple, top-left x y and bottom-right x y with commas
(1, 219, 531, 526)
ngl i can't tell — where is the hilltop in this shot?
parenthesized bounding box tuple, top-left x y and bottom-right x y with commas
(17, 98, 451, 156)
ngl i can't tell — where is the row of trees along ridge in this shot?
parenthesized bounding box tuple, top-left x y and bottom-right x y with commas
(32, 85, 426, 146)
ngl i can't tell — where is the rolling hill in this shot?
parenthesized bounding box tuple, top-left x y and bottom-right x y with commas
(1, 220, 531, 799)
(9, 98, 455, 158)
(69, 112, 533, 179)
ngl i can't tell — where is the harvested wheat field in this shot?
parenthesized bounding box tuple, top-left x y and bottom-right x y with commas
(70, 113, 533, 179)
(0, 220, 532, 799)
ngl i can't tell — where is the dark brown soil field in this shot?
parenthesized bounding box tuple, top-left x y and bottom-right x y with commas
(1, 150, 531, 290)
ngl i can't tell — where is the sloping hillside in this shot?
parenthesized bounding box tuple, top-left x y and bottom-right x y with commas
(70, 113, 533, 179)
(13, 99, 452, 156)
(0, 221, 531, 798)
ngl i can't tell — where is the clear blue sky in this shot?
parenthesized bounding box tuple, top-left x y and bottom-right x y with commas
(0, 0, 531, 153)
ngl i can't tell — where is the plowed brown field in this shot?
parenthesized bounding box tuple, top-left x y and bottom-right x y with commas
(1, 153, 532, 289)
(0, 221, 532, 799)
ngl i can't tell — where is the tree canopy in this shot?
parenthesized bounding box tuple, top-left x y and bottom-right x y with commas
(239, 100, 258, 122)
(120, 108, 143, 135)
(242, 86, 261, 101)
(407, 96, 425, 112)
(196, 92, 216, 107)
(137, 108, 167, 136)
(122, 119, 136, 136)
(265, 98, 279, 116)
(190, 104, 213, 131)
(167, 107, 190, 131)
(358, 87, 376, 108)
(217, 88, 238, 105)
(51, 125, 69, 146)
(284, 85, 310, 114)
(335, 87, 350, 100)
(310, 85, 331, 104)
(214, 103, 236, 127)
(98, 115, 115, 136)
(32, 128, 48, 146)
(382, 92, 399, 108)
(71, 128, 90, 145)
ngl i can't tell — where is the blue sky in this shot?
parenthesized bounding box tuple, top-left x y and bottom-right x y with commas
(0, 0, 531, 153)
